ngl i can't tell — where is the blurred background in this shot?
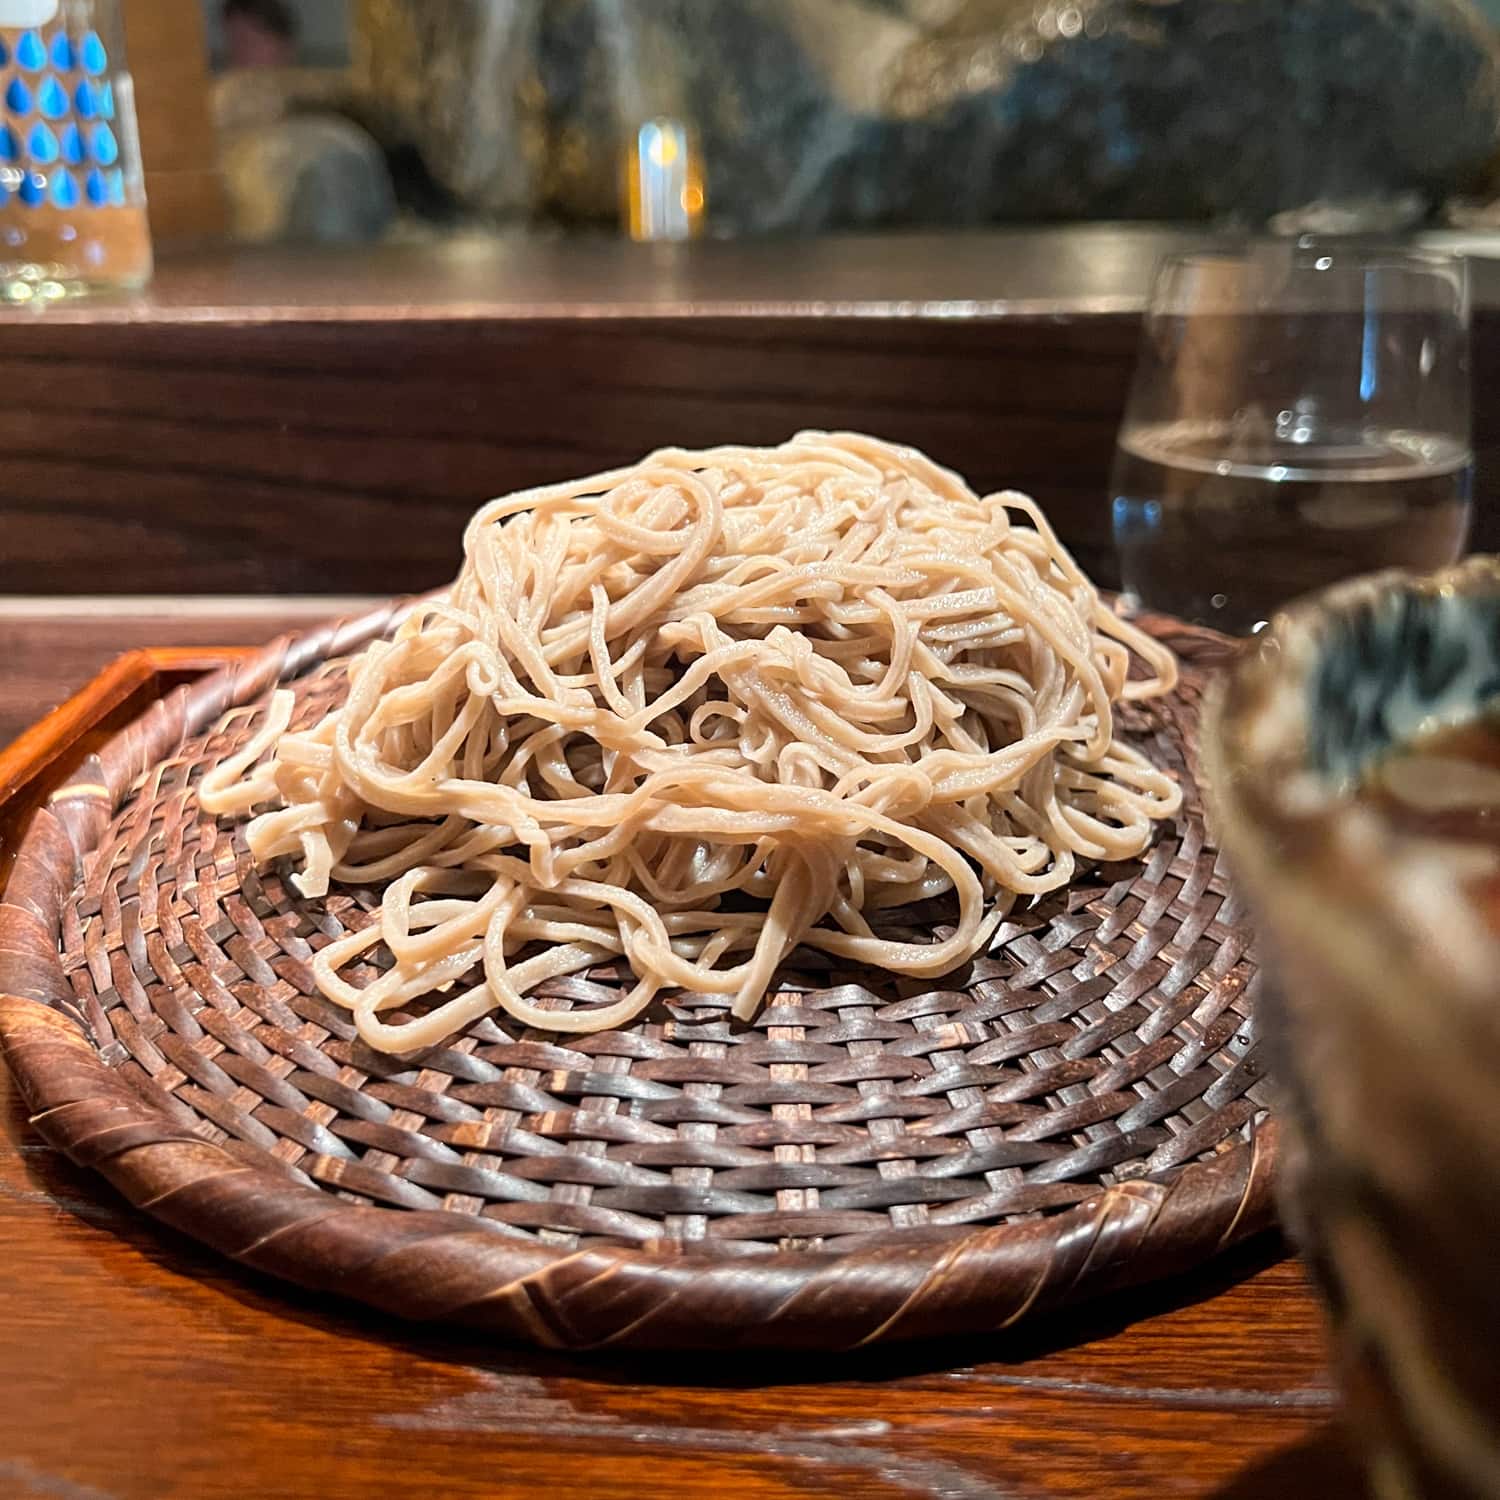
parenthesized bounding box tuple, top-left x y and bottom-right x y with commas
(145, 0, 1500, 247)
(10, 0, 1500, 603)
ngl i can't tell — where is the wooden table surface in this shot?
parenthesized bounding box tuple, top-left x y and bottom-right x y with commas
(0, 599, 1365, 1500)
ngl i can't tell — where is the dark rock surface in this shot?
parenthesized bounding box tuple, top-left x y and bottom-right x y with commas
(353, 0, 1500, 234)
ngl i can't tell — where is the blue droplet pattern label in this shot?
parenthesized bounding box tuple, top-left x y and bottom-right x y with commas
(0, 22, 139, 225)
(80, 30, 106, 75)
(15, 29, 45, 71)
(48, 165, 76, 207)
(37, 73, 65, 119)
(27, 120, 56, 162)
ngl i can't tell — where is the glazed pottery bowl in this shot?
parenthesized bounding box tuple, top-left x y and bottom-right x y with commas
(1204, 556, 1500, 1500)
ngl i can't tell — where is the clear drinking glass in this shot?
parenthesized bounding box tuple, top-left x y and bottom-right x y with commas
(1111, 242, 1471, 634)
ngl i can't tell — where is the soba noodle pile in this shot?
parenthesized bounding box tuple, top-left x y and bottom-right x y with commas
(201, 432, 1180, 1051)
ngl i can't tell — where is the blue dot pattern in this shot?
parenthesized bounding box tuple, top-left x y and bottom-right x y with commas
(2, 26, 129, 218)
(16, 30, 46, 72)
(80, 32, 107, 76)
(49, 168, 78, 209)
(90, 123, 117, 166)
(38, 75, 67, 120)
(28, 122, 57, 164)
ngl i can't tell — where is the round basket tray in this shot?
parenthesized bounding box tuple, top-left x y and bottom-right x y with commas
(0, 602, 1275, 1350)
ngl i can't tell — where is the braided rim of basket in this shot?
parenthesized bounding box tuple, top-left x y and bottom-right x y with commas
(0, 600, 1277, 1350)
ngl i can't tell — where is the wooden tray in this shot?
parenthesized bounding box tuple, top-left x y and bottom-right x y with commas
(0, 604, 1277, 1350)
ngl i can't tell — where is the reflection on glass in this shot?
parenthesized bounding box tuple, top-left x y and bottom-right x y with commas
(624, 116, 704, 242)
(1111, 243, 1472, 635)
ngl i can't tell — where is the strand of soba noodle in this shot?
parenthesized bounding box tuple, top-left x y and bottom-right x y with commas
(200, 432, 1181, 1052)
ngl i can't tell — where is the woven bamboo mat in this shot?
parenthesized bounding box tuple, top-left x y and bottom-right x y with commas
(0, 605, 1276, 1348)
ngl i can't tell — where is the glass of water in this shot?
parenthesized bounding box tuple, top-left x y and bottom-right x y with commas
(1111, 242, 1471, 634)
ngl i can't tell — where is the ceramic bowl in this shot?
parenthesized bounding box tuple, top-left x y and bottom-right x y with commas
(1204, 556, 1500, 1500)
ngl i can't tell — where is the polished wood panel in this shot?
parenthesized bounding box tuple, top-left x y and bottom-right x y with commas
(0, 227, 1237, 319)
(13, 230, 1500, 320)
(0, 601, 1364, 1499)
(0, 598, 372, 744)
(1, 235, 1496, 599)
(0, 310, 1141, 591)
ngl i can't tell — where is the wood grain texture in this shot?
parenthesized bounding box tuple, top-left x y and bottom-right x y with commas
(0, 598, 375, 746)
(0, 309, 1142, 593)
(0, 604, 1366, 1497)
(0, 1057, 1353, 1500)
(0, 233, 1495, 600)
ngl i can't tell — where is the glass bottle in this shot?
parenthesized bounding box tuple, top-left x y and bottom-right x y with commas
(0, 0, 151, 301)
